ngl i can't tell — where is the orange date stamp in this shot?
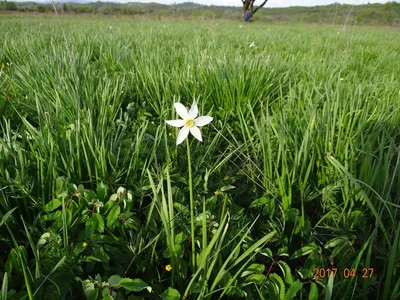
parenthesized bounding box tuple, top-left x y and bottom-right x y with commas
(313, 268, 374, 279)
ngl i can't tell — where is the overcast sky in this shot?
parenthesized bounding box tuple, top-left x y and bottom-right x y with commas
(111, 0, 392, 7)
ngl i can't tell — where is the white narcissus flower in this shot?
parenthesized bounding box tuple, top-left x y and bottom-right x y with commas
(166, 101, 213, 145)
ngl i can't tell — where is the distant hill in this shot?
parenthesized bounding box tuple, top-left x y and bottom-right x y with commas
(3, 1, 400, 26)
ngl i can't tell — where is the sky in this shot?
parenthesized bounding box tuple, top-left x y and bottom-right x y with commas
(111, 0, 392, 7)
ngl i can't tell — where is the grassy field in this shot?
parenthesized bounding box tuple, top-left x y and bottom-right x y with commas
(0, 15, 400, 300)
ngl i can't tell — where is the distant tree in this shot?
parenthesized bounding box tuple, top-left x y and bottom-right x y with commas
(1, 1, 18, 11)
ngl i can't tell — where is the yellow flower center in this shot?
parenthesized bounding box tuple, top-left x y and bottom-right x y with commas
(185, 119, 195, 128)
(165, 265, 172, 271)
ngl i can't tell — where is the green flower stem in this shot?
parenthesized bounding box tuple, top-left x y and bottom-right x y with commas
(186, 138, 196, 271)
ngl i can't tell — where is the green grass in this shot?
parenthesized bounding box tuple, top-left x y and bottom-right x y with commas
(0, 15, 399, 299)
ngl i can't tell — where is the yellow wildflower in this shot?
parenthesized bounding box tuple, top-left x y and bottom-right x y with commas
(82, 241, 88, 248)
(214, 190, 222, 196)
(165, 264, 172, 272)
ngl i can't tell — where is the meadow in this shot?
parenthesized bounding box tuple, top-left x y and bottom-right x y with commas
(0, 15, 400, 299)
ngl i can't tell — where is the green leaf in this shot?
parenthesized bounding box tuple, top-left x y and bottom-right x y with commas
(269, 273, 285, 300)
(82, 281, 98, 300)
(189, 283, 201, 293)
(0, 207, 17, 227)
(55, 177, 65, 196)
(284, 208, 299, 222)
(1, 272, 8, 300)
(220, 185, 235, 192)
(80, 256, 101, 263)
(245, 274, 264, 285)
(173, 203, 189, 215)
(324, 272, 334, 300)
(278, 261, 293, 284)
(174, 232, 186, 244)
(241, 263, 265, 277)
(108, 275, 121, 286)
(325, 236, 348, 249)
(94, 214, 105, 233)
(260, 248, 273, 257)
(119, 278, 149, 292)
(285, 280, 302, 300)
(97, 182, 107, 202)
(290, 243, 318, 259)
(160, 287, 180, 300)
(249, 197, 269, 208)
(107, 205, 120, 228)
(309, 282, 318, 300)
(102, 295, 114, 300)
(109, 194, 118, 202)
(44, 199, 62, 212)
(93, 246, 109, 262)
(85, 215, 97, 238)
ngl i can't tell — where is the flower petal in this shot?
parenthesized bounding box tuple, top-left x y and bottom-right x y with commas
(177, 126, 190, 145)
(189, 100, 198, 119)
(165, 120, 185, 127)
(190, 126, 203, 142)
(194, 116, 213, 127)
(174, 103, 190, 120)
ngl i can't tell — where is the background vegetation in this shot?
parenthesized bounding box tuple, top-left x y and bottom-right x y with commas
(0, 1, 399, 25)
(0, 14, 400, 299)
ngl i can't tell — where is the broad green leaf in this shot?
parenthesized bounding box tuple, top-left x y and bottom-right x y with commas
(290, 243, 318, 259)
(278, 261, 293, 284)
(109, 194, 118, 202)
(107, 205, 120, 228)
(160, 287, 180, 300)
(97, 182, 107, 202)
(94, 214, 105, 233)
(189, 283, 201, 293)
(220, 185, 235, 192)
(324, 272, 334, 300)
(269, 274, 285, 300)
(245, 273, 264, 285)
(174, 232, 186, 244)
(44, 199, 62, 212)
(82, 281, 98, 300)
(260, 248, 273, 257)
(241, 263, 265, 277)
(173, 203, 189, 215)
(119, 278, 149, 292)
(285, 280, 302, 300)
(102, 287, 110, 296)
(309, 282, 318, 300)
(108, 275, 121, 286)
(102, 295, 114, 300)
(55, 177, 65, 195)
(325, 236, 348, 249)
(249, 197, 269, 208)
(85, 215, 97, 238)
